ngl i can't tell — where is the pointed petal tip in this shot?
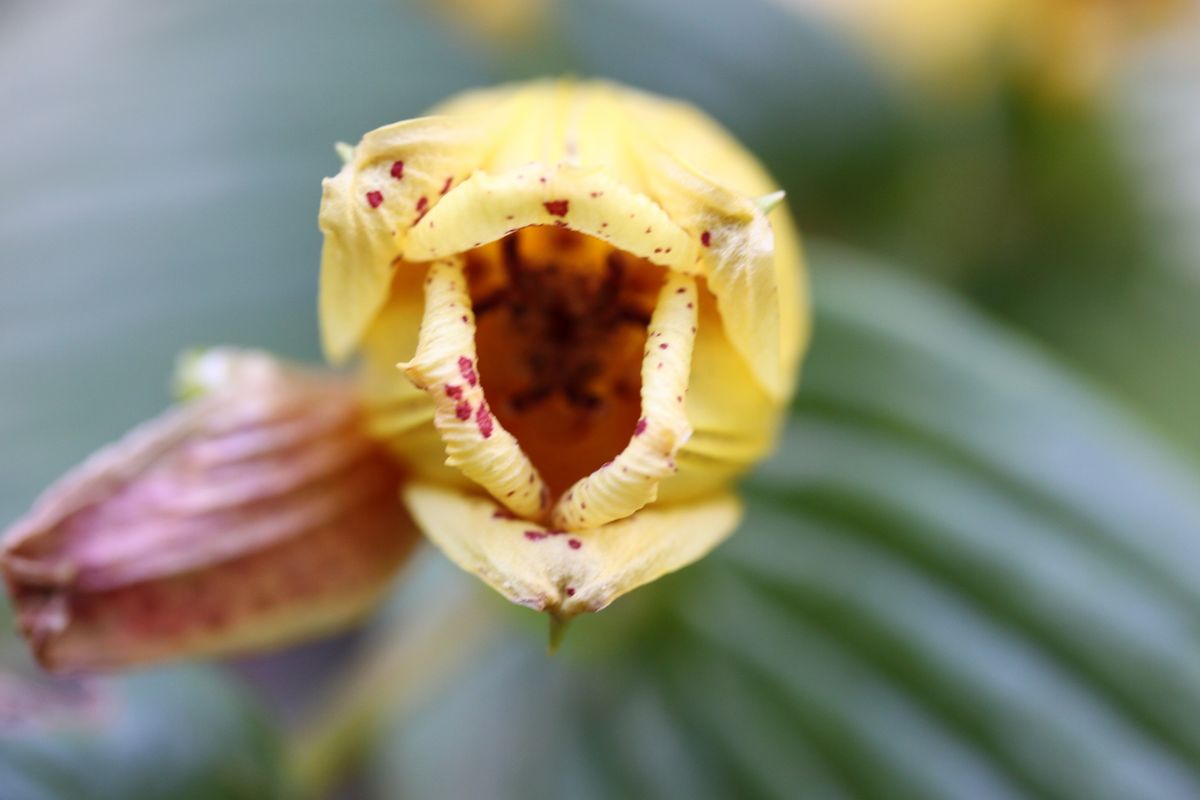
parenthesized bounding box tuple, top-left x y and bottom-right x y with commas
(754, 190, 787, 214)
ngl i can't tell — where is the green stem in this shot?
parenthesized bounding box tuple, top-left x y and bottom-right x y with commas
(287, 582, 499, 797)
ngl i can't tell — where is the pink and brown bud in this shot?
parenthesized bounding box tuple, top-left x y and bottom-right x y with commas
(1, 350, 414, 672)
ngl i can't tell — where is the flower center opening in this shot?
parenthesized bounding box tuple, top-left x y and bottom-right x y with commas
(464, 226, 665, 496)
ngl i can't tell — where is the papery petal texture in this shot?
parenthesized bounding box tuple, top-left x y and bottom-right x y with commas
(403, 482, 741, 620)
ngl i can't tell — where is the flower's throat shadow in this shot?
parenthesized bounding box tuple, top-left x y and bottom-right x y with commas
(464, 226, 665, 497)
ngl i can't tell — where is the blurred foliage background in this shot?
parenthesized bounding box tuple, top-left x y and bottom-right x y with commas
(2, 0, 1199, 798)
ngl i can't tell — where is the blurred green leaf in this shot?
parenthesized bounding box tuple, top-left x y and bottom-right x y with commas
(0, 0, 495, 524)
(0, 666, 284, 800)
(366, 244, 1200, 800)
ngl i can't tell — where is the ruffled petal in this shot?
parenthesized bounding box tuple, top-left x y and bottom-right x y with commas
(402, 482, 741, 618)
(551, 272, 697, 529)
(400, 256, 549, 518)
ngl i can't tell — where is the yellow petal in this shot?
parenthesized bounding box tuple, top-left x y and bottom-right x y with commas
(1, 349, 414, 671)
(400, 256, 549, 518)
(402, 482, 741, 619)
(619, 92, 808, 401)
(319, 115, 499, 362)
(551, 271, 697, 529)
(403, 164, 699, 274)
(357, 260, 470, 489)
(657, 281, 784, 504)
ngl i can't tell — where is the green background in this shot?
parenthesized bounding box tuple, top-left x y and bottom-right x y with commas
(2, 1, 1198, 798)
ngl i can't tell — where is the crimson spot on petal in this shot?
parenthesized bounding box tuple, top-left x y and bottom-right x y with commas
(543, 199, 569, 217)
(476, 401, 494, 439)
(365, 190, 384, 208)
(458, 356, 478, 387)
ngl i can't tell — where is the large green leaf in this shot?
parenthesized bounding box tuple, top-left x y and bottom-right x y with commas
(0, 666, 285, 800)
(366, 244, 1200, 800)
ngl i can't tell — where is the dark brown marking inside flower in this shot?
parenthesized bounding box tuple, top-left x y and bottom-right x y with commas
(464, 226, 663, 495)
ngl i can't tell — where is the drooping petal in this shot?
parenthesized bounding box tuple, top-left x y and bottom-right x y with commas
(400, 257, 550, 518)
(551, 271, 698, 529)
(402, 482, 741, 619)
(1, 350, 414, 672)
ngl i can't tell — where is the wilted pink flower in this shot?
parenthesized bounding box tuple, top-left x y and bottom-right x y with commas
(1, 350, 414, 672)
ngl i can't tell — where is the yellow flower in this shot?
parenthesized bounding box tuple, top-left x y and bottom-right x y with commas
(319, 79, 808, 628)
(1, 80, 806, 668)
(772, 0, 1182, 98)
(414, 0, 551, 45)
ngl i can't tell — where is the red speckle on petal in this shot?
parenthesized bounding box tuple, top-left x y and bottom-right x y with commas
(568, 539, 582, 550)
(493, 508, 516, 519)
(659, 343, 669, 350)
(524, 530, 548, 541)
(458, 356, 478, 387)
(634, 418, 648, 436)
(566, 587, 576, 596)
(390, 161, 405, 180)
(415, 195, 429, 222)
(440, 176, 453, 195)
(676, 287, 686, 294)
(445, 384, 463, 399)
(544, 199, 569, 217)
(455, 400, 472, 421)
(462, 315, 469, 323)
(700, 230, 712, 247)
(366, 191, 384, 208)
(476, 401, 494, 438)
